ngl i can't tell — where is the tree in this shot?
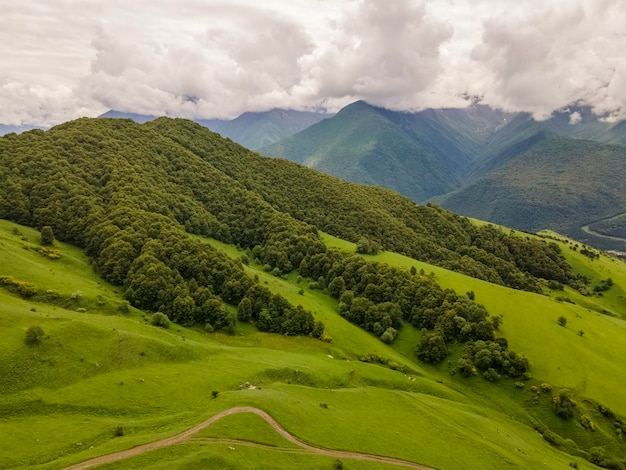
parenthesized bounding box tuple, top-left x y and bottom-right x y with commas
(25, 325, 45, 345)
(328, 276, 345, 298)
(40, 226, 55, 246)
(557, 316, 567, 327)
(237, 297, 252, 321)
(417, 332, 448, 364)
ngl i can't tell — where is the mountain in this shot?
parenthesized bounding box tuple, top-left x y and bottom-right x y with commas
(438, 137, 626, 250)
(97, 109, 159, 123)
(98, 108, 327, 149)
(541, 106, 626, 145)
(209, 108, 329, 150)
(0, 123, 46, 136)
(261, 101, 626, 249)
(2, 117, 626, 469)
(262, 101, 466, 201)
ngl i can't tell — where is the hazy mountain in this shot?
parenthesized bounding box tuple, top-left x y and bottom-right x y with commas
(98, 110, 159, 123)
(98, 108, 327, 149)
(211, 108, 329, 150)
(0, 124, 46, 135)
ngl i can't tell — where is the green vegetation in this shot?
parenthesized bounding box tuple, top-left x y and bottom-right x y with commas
(1, 118, 626, 469)
(440, 137, 626, 251)
(0, 218, 622, 469)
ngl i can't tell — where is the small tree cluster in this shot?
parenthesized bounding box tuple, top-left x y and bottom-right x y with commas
(553, 389, 575, 419)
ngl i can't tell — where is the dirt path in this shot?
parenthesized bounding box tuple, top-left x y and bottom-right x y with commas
(64, 406, 435, 470)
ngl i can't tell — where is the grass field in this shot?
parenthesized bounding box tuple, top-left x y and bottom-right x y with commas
(2, 220, 624, 469)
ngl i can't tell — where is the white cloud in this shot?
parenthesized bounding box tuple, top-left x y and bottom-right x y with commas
(469, 0, 626, 120)
(569, 111, 582, 125)
(1, 0, 625, 125)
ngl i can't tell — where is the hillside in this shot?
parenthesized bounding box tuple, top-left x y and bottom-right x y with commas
(2, 119, 626, 468)
(1, 218, 626, 469)
(439, 137, 626, 251)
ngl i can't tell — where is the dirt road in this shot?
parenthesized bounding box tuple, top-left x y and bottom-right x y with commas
(64, 406, 435, 469)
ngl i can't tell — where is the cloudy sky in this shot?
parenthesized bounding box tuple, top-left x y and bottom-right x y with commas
(1, 0, 625, 126)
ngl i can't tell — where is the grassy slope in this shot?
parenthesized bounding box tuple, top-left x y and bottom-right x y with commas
(323, 232, 626, 414)
(2, 220, 622, 469)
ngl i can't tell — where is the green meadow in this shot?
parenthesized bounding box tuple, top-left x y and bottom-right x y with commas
(2, 219, 625, 469)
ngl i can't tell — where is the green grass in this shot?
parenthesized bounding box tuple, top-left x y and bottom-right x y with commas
(193, 412, 299, 448)
(0, 221, 622, 469)
(93, 442, 403, 470)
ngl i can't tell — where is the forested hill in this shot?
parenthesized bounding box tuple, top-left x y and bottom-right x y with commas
(0, 118, 572, 309)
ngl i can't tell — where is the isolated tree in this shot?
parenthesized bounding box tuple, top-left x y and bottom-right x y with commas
(40, 226, 54, 246)
(557, 316, 567, 327)
(25, 325, 45, 345)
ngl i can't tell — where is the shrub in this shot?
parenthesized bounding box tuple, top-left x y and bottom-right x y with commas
(25, 326, 45, 345)
(113, 426, 125, 437)
(151, 312, 170, 328)
(557, 316, 567, 327)
(211, 390, 219, 398)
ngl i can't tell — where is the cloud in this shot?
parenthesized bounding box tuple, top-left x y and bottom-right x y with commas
(300, 0, 453, 110)
(1, 0, 625, 125)
(569, 111, 582, 125)
(470, 0, 626, 120)
(78, 5, 316, 119)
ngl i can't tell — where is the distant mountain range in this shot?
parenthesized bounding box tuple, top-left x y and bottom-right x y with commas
(261, 101, 626, 250)
(97, 108, 330, 150)
(0, 124, 45, 135)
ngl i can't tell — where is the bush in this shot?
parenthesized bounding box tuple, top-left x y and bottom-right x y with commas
(557, 316, 567, 327)
(151, 312, 170, 328)
(25, 326, 45, 345)
(113, 426, 125, 437)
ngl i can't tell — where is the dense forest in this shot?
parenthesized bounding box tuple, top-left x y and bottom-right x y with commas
(0, 118, 576, 355)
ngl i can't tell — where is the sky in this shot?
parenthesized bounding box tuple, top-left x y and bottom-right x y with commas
(1, 0, 625, 127)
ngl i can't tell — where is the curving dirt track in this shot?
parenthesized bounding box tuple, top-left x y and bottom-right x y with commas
(64, 406, 435, 470)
